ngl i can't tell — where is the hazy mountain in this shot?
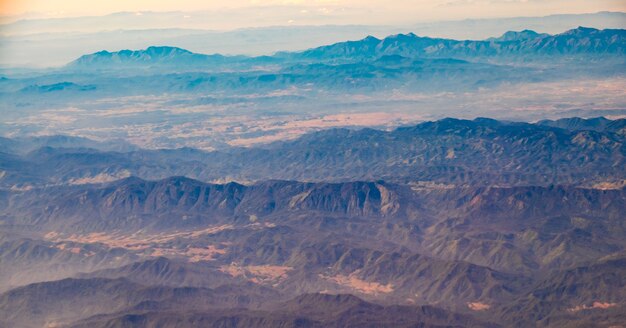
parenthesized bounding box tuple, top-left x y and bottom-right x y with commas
(67, 46, 249, 71)
(3, 117, 623, 189)
(2, 11, 625, 68)
(63, 27, 626, 72)
(19, 81, 96, 93)
(293, 27, 626, 62)
(537, 117, 626, 133)
(487, 30, 549, 41)
(4, 11, 625, 37)
(1, 25, 624, 152)
(8, 56, 539, 96)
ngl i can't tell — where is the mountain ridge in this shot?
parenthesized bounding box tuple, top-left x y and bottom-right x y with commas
(66, 27, 626, 70)
(1, 118, 625, 326)
(2, 117, 624, 189)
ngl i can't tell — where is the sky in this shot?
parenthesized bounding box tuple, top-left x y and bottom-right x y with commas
(2, 0, 625, 24)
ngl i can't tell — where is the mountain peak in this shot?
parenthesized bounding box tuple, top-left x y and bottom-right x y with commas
(67, 46, 225, 69)
(363, 35, 381, 42)
(562, 26, 600, 36)
(489, 29, 548, 42)
(384, 32, 419, 41)
(143, 46, 193, 55)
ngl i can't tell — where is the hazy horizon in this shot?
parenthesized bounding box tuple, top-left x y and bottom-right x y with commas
(2, 0, 625, 24)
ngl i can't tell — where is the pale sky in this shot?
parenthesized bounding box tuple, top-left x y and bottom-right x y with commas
(2, 0, 625, 23)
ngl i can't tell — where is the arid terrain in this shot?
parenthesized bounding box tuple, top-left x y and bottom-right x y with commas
(1, 116, 626, 327)
(0, 10, 625, 328)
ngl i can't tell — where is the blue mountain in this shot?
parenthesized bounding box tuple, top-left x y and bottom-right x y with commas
(67, 46, 243, 69)
(293, 27, 626, 61)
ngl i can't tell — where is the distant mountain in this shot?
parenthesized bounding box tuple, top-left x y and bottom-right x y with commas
(3, 11, 625, 67)
(63, 27, 626, 71)
(19, 81, 96, 93)
(205, 117, 626, 185)
(67, 46, 250, 70)
(293, 27, 626, 62)
(488, 30, 550, 42)
(42, 54, 534, 95)
(537, 116, 626, 133)
(1, 117, 624, 189)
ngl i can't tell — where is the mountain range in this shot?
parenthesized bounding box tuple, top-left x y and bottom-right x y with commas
(3, 11, 625, 68)
(65, 27, 626, 71)
(0, 117, 625, 327)
(1, 15, 626, 326)
(2, 117, 624, 189)
(292, 27, 626, 62)
(2, 25, 625, 153)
